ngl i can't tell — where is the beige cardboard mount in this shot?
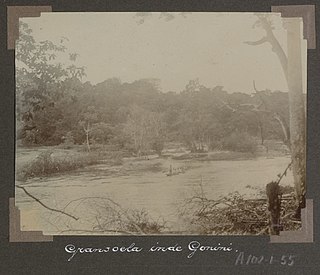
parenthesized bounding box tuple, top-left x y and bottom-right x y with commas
(9, 198, 53, 242)
(272, 5, 316, 49)
(7, 5, 52, 50)
(270, 199, 313, 243)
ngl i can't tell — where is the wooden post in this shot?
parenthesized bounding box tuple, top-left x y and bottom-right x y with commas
(266, 181, 282, 235)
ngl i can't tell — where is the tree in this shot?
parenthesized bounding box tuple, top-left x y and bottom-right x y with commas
(178, 81, 224, 152)
(79, 106, 99, 151)
(123, 105, 166, 157)
(16, 22, 86, 145)
(148, 112, 167, 156)
(245, 15, 306, 218)
(252, 82, 290, 146)
(90, 123, 115, 145)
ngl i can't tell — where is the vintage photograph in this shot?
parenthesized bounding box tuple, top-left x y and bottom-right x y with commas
(15, 12, 306, 235)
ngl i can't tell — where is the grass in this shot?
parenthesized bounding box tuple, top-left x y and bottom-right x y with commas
(16, 149, 123, 181)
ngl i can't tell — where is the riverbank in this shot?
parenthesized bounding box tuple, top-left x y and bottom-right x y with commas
(16, 141, 289, 182)
(16, 145, 124, 181)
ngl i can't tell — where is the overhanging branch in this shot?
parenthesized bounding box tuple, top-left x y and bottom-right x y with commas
(245, 15, 288, 82)
(244, 36, 268, 46)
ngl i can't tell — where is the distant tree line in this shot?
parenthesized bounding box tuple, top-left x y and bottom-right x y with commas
(16, 23, 290, 155)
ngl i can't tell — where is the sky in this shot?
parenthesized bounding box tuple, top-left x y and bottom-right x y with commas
(20, 12, 290, 94)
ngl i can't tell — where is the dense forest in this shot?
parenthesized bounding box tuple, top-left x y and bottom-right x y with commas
(16, 22, 290, 156)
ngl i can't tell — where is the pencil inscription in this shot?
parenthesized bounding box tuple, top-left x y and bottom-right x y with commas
(235, 251, 296, 266)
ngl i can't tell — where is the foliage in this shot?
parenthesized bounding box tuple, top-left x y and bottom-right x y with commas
(16, 22, 86, 146)
(221, 132, 258, 153)
(62, 131, 75, 148)
(180, 185, 301, 235)
(123, 105, 166, 156)
(16, 23, 290, 156)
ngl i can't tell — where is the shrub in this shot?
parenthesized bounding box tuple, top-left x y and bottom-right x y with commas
(222, 132, 257, 153)
(125, 209, 166, 234)
(16, 150, 100, 180)
(60, 131, 75, 149)
(79, 198, 167, 234)
(21, 130, 36, 146)
(16, 147, 126, 181)
(151, 138, 165, 156)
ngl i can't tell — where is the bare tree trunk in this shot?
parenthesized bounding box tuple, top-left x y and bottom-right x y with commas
(256, 117, 264, 145)
(83, 122, 91, 152)
(246, 16, 306, 219)
(284, 19, 306, 218)
(273, 113, 290, 146)
(252, 81, 289, 147)
(86, 131, 90, 152)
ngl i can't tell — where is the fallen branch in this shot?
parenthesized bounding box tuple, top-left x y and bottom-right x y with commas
(16, 185, 79, 221)
(61, 196, 146, 234)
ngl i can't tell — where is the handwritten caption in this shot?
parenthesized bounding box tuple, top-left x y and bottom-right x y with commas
(64, 242, 296, 266)
(65, 241, 232, 261)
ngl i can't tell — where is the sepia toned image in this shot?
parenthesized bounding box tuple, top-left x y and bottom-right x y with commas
(15, 12, 306, 236)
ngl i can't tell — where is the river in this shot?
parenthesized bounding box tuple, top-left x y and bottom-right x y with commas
(15, 155, 293, 235)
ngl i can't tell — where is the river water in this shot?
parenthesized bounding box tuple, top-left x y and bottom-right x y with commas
(15, 156, 293, 235)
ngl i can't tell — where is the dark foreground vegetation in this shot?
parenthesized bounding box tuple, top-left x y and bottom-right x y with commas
(31, 183, 298, 235)
(179, 185, 300, 235)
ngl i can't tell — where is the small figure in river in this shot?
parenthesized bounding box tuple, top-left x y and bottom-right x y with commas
(166, 165, 185, 176)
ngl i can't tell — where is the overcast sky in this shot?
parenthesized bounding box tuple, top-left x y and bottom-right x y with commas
(20, 12, 289, 94)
